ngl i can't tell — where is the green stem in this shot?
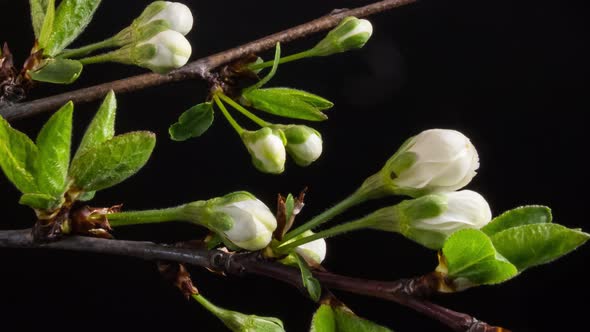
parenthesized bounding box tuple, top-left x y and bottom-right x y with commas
(192, 294, 225, 317)
(218, 93, 269, 127)
(107, 206, 186, 227)
(278, 217, 374, 254)
(282, 190, 369, 242)
(213, 94, 244, 135)
(57, 38, 118, 59)
(248, 50, 315, 71)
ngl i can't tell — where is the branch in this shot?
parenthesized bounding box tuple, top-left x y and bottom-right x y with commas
(0, 0, 416, 121)
(0, 228, 508, 332)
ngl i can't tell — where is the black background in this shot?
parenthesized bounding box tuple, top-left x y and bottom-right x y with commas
(1, 0, 589, 331)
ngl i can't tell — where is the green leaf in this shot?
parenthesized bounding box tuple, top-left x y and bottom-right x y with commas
(294, 253, 321, 302)
(243, 88, 330, 121)
(169, 102, 214, 141)
(30, 0, 50, 38)
(19, 192, 63, 210)
(333, 307, 393, 332)
(442, 229, 518, 286)
(311, 305, 336, 332)
(490, 223, 589, 271)
(310, 305, 393, 332)
(482, 205, 552, 236)
(69, 131, 155, 192)
(38, 0, 55, 48)
(45, 0, 102, 56)
(73, 90, 116, 162)
(0, 117, 39, 193)
(29, 58, 83, 84)
(77, 191, 96, 201)
(285, 193, 294, 227)
(35, 102, 73, 197)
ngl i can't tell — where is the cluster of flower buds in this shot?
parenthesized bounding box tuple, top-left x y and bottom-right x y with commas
(74, 2, 194, 74)
(241, 125, 323, 174)
(356, 129, 490, 248)
(113, 1, 194, 73)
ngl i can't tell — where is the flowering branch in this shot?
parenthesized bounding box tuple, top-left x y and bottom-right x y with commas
(0, 228, 507, 332)
(0, 0, 415, 121)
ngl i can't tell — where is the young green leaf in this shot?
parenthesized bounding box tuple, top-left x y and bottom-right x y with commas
(30, 0, 50, 38)
(0, 117, 39, 193)
(38, 0, 55, 49)
(242, 88, 330, 121)
(490, 223, 589, 271)
(442, 229, 518, 286)
(333, 307, 393, 332)
(29, 58, 83, 84)
(76, 190, 96, 201)
(169, 102, 214, 141)
(311, 305, 336, 332)
(45, 0, 102, 56)
(19, 192, 63, 210)
(35, 101, 73, 197)
(310, 305, 393, 332)
(69, 131, 155, 192)
(294, 253, 321, 301)
(285, 193, 295, 228)
(482, 205, 552, 236)
(73, 90, 117, 162)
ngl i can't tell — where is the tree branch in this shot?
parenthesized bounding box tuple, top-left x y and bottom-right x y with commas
(0, 0, 416, 122)
(0, 228, 508, 332)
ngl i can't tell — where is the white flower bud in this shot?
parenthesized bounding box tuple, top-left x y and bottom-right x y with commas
(206, 192, 277, 251)
(311, 17, 373, 56)
(294, 231, 327, 265)
(136, 30, 191, 73)
(242, 128, 287, 174)
(371, 190, 492, 249)
(144, 2, 194, 36)
(283, 125, 323, 166)
(358, 129, 479, 199)
(392, 129, 479, 193)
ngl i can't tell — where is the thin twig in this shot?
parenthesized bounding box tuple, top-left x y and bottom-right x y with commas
(0, 228, 508, 332)
(0, 0, 416, 121)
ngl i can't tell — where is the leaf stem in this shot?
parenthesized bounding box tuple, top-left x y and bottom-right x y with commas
(192, 294, 225, 316)
(282, 191, 367, 242)
(278, 217, 373, 253)
(217, 93, 270, 127)
(248, 50, 315, 71)
(213, 94, 245, 135)
(107, 206, 186, 227)
(57, 38, 118, 59)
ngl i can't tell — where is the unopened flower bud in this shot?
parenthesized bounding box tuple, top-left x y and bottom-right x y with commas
(311, 17, 373, 56)
(358, 129, 479, 199)
(194, 294, 285, 332)
(139, 1, 194, 36)
(283, 125, 323, 166)
(371, 190, 492, 249)
(294, 231, 327, 265)
(190, 191, 277, 251)
(114, 2, 194, 46)
(134, 30, 191, 73)
(242, 127, 287, 174)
